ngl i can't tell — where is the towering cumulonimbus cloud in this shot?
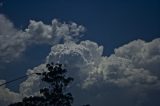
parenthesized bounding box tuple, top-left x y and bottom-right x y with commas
(1, 13, 160, 106)
(19, 38, 160, 106)
(0, 14, 85, 62)
(20, 40, 104, 96)
(1, 36, 160, 105)
(45, 39, 160, 89)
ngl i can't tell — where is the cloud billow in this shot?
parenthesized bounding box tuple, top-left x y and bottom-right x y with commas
(0, 14, 85, 62)
(26, 19, 85, 44)
(19, 40, 104, 97)
(0, 14, 160, 106)
(45, 39, 160, 89)
(84, 39, 160, 89)
(19, 38, 160, 106)
(0, 14, 27, 62)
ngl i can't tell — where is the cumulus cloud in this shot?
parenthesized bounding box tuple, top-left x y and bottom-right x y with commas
(1, 13, 160, 106)
(19, 40, 103, 96)
(19, 64, 47, 97)
(46, 40, 103, 68)
(15, 38, 160, 106)
(0, 14, 28, 62)
(0, 14, 85, 62)
(114, 38, 160, 76)
(45, 39, 160, 89)
(84, 39, 160, 89)
(18, 38, 160, 106)
(26, 19, 85, 44)
(0, 80, 20, 106)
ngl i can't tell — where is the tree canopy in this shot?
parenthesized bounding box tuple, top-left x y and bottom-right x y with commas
(9, 63, 90, 106)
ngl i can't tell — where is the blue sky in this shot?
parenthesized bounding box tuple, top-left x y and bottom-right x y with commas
(0, 0, 160, 106)
(1, 0, 160, 55)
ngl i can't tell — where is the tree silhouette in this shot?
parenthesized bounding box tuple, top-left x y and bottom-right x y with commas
(9, 63, 74, 106)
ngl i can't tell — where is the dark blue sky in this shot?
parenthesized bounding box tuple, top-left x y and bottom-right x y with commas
(0, 1, 160, 105)
(1, 0, 160, 55)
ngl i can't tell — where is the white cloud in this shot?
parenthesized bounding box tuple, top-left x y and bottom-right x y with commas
(19, 40, 104, 96)
(0, 14, 85, 105)
(19, 64, 47, 97)
(114, 38, 160, 76)
(18, 38, 160, 106)
(20, 38, 160, 105)
(25, 19, 85, 44)
(0, 80, 21, 106)
(1, 13, 160, 106)
(84, 39, 160, 89)
(0, 14, 28, 62)
(0, 14, 85, 62)
(45, 39, 160, 89)
(46, 40, 103, 68)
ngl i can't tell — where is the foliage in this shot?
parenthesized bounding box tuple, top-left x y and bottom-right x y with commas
(9, 63, 74, 106)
